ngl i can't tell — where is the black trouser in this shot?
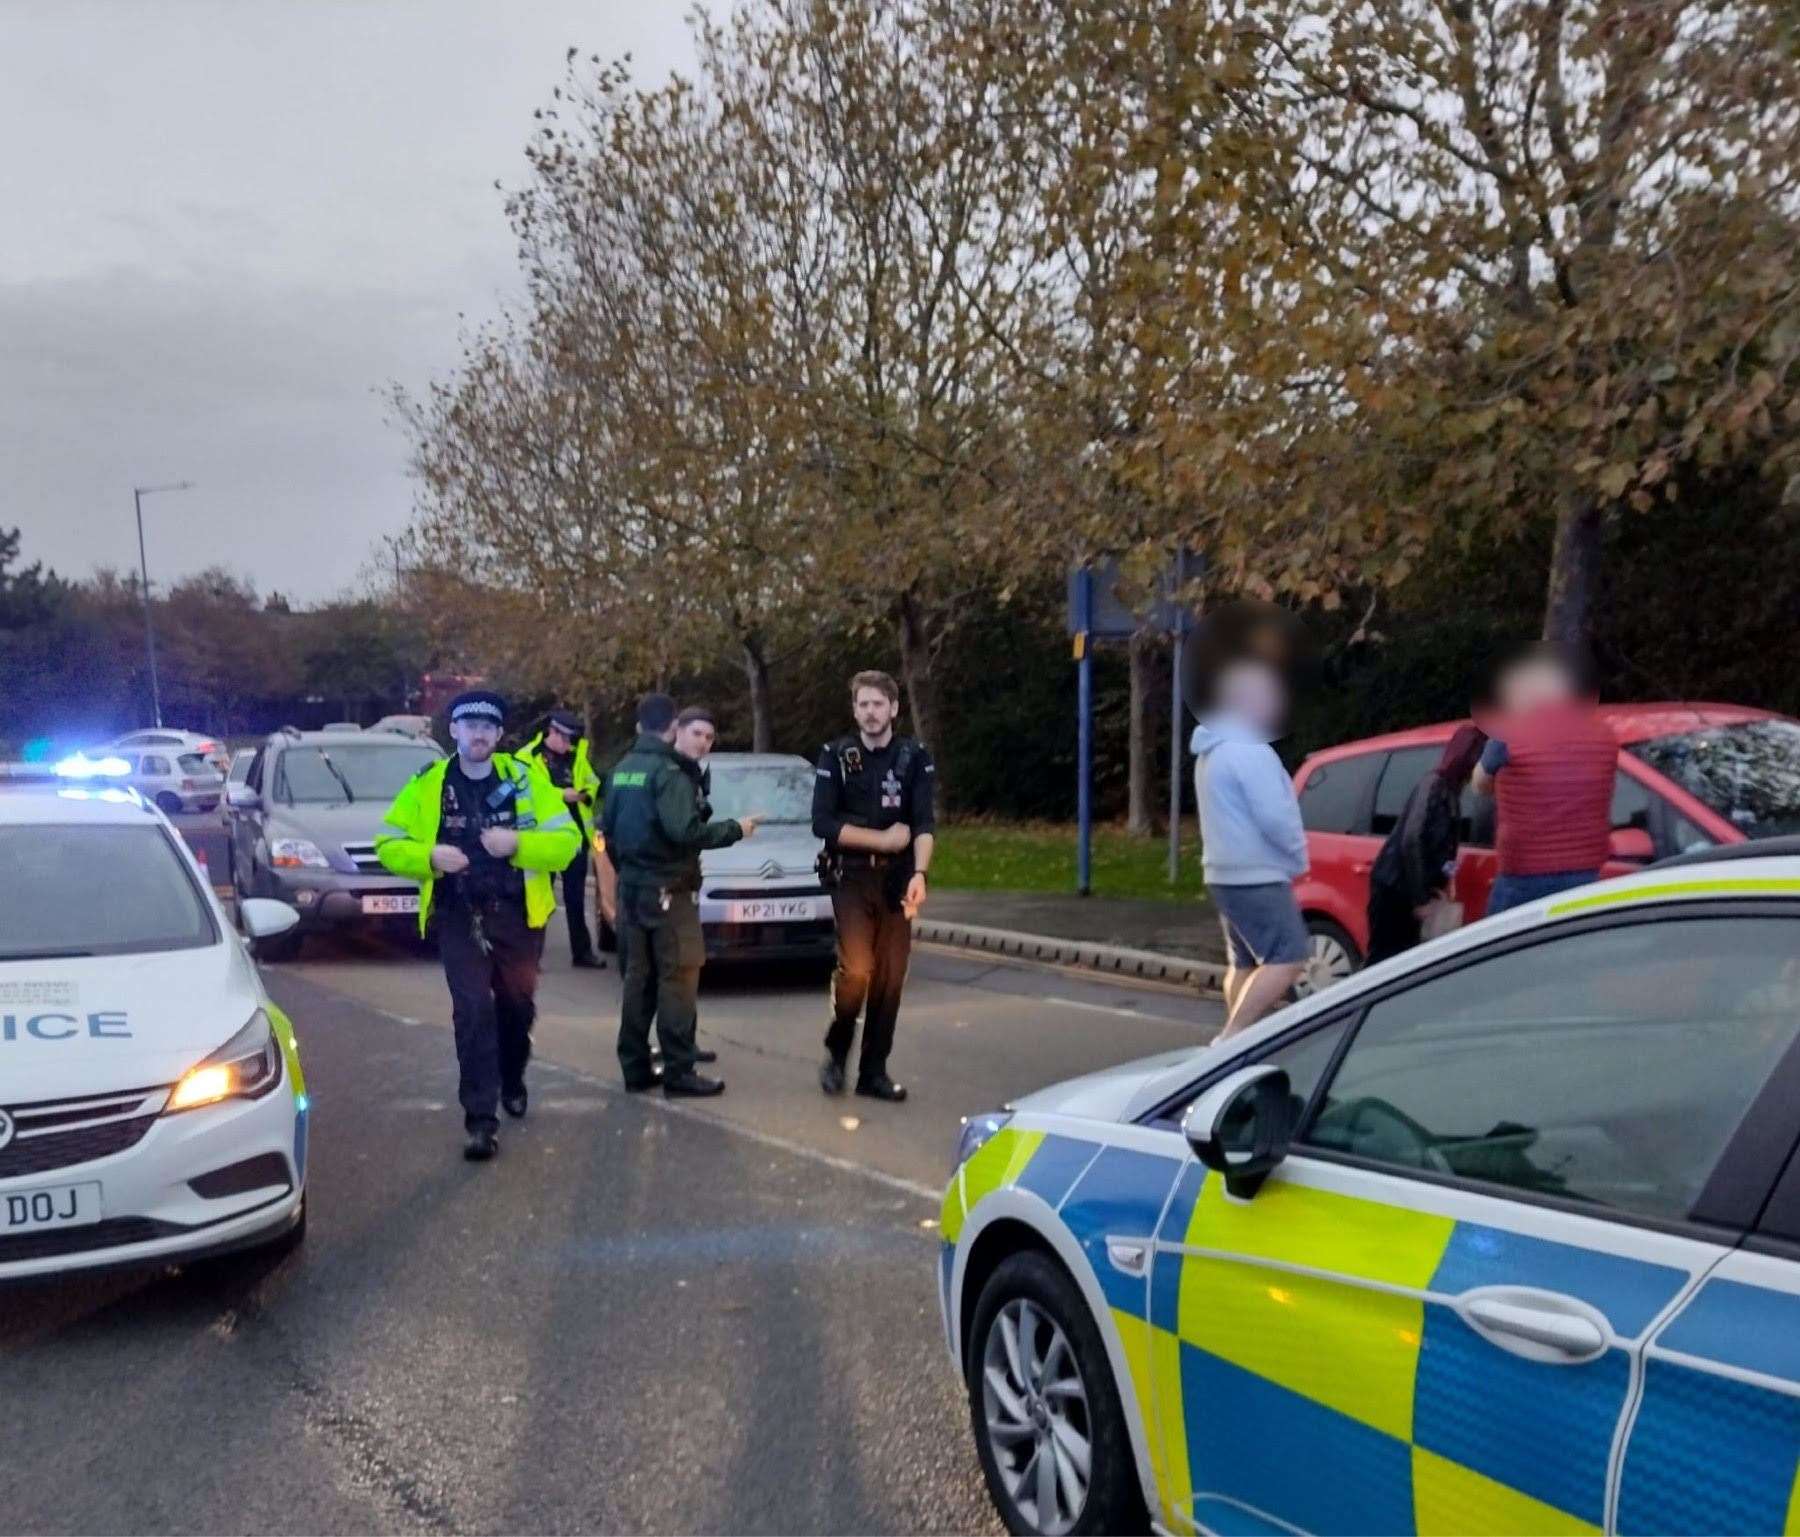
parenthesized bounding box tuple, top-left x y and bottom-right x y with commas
(436, 899, 544, 1132)
(617, 882, 703, 1084)
(562, 839, 594, 961)
(1365, 884, 1422, 966)
(826, 863, 912, 1083)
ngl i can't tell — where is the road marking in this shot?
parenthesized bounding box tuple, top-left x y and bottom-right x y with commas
(365, 1004, 942, 1205)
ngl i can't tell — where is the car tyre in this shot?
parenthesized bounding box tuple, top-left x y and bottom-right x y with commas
(1293, 915, 1361, 999)
(155, 791, 184, 816)
(253, 929, 303, 964)
(968, 1250, 1147, 1536)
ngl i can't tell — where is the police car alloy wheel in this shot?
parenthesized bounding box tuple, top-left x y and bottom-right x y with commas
(968, 1252, 1145, 1537)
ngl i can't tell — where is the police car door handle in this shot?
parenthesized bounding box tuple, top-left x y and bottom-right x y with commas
(1463, 1293, 1607, 1361)
(1105, 1239, 1148, 1276)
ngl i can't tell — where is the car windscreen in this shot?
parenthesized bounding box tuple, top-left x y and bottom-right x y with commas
(178, 753, 216, 777)
(0, 823, 216, 959)
(1629, 719, 1800, 840)
(706, 762, 816, 824)
(274, 743, 440, 803)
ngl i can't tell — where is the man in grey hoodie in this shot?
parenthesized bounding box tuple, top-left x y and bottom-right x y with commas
(1191, 660, 1310, 1039)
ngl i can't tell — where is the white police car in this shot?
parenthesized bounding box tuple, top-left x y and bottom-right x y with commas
(1, 764, 309, 1281)
(940, 844, 1800, 1535)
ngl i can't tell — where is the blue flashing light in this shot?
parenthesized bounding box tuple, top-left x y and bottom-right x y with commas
(53, 752, 131, 779)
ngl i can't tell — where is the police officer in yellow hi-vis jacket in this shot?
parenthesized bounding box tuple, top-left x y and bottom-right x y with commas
(516, 708, 604, 969)
(375, 690, 580, 1161)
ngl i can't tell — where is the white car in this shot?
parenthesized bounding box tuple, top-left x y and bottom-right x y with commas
(940, 841, 1800, 1536)
(0, 779, 309, 1281)
(106, 728, 230, 775)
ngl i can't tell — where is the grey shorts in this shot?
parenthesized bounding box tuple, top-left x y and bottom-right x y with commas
(1213, 881, 1309, 969)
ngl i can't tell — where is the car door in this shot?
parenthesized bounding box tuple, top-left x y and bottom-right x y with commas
(1148, 908, 1800, 1536)
(230, 748, 268, 894)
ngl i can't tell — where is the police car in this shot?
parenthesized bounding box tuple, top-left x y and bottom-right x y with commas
(0, 762, 309, 1281)
(940, 843, 1800, 1535)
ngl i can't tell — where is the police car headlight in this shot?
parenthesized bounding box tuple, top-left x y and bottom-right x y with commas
(269, 838, 331, 869)
(954, 1110, 1013, 1170)
(167, 1010, 283, 1113)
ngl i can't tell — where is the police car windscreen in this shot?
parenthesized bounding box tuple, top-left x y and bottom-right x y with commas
(0, 825, 215, 959)
(707, 763, 814, 824)
(277, 744, 440, 803)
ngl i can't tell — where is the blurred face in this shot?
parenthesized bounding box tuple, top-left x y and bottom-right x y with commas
(853, 687, 897, 739)
(545, 724, 574, 754)
(1499, 658, 1574, 713)
(674, 719, 716, 761)
(450, 718, 500, 763)
(1218, 661, 1285, 736)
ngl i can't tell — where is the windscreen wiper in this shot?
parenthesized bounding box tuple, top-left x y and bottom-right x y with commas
(317, 750, 356, 803)
(3, 948, 95, 960)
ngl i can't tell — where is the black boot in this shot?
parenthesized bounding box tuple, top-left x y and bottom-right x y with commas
(501, 1089, 528, 1119)
(464, 1126, 499, 1161)
(855, 1073, 908, 1103)
(623, 1066, 664, 1093)
(663, 1071, 725, 1098)
(819, 1054, 847, 1096)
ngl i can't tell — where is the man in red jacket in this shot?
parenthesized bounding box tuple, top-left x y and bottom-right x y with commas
(1472, 648, 1617, 915)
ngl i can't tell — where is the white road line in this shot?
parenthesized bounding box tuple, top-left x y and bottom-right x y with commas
(365, 1004, 943, 1205)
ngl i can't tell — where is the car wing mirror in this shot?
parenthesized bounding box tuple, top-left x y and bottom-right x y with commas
(1182, 1064, 1296, 1200)
(226, 783, 261, 811)
(239, 898, 300, 940)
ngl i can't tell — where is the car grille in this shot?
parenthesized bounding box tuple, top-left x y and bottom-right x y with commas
(342, 840, 386, 874)
(0, 1090, 165, 1180)
(0, 1217, 181, 1265)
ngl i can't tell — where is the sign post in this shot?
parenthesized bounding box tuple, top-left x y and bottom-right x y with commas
(1072, 565, 1095, 896)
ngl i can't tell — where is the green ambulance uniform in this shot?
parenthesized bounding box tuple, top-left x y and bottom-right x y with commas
(600, 733, 744, 1084)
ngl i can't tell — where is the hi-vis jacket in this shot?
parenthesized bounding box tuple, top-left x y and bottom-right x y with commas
(374, 753, 580, 934)
(514, 731, 602, 843)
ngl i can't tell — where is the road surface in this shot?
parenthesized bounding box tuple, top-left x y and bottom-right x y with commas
(2, 896, 1222, 1534)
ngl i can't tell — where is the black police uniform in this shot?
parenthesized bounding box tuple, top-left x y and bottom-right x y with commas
(535, 741, 597, 965)
(812, 732, 936, 1089)
(435, 759, 543, 1132)
(600, 734, 744, 1089)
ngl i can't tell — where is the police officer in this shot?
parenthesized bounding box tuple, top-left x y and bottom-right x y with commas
(516, 708, 604, 969)
(812, 669, 935, 1103)
(375, 690, 579, 1161)
(601, 693, 761, 1096)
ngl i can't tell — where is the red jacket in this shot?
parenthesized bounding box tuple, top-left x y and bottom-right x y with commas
(1494, 704, 1617, 875)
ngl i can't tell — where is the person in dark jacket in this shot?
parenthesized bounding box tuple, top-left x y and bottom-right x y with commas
(1366, 724, 1487, 964)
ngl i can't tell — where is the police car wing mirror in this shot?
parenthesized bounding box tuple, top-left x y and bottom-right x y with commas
(226, 783, 261, 811)
(1182, 1064, 1295, 1200)
(240, 898, 300, 940)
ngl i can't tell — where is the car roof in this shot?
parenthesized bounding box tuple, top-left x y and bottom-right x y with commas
(1122, 847, 1800, 1120)
(1298, 702, 1780, 765)
(0, 784, 163, 826)
(268, 729, 440, 749)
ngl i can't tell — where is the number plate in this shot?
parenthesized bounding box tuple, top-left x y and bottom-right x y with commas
(725, 897, 821, 923)
(2, 1181, 102, 1235)
(362, 893, 421, 915)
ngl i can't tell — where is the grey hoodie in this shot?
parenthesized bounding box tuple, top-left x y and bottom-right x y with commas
(1191, 715, 1309, 885)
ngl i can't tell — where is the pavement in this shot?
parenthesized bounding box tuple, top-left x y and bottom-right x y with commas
(923, 889, 1222, 964)
(2, 910, 1223, 1534)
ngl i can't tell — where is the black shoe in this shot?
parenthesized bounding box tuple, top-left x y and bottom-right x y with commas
(694, 1047, 718, 1064)
(463, 1127, 499, 1161)
(501, 1090, 528, 1119)
(623, 1067, 664, 1093)
(819, 1054, 847, 1096)
(855, 1073, 908, 1103)
(571, 953, 605, 970)
(663, 1071, 725, 1098)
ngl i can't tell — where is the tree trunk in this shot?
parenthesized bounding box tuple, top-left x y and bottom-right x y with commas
(897, 590, 946, 800)
(740, 635, 774, 753)
(1542, 496, 1605, 660)
(1127, 629, 1154, 835)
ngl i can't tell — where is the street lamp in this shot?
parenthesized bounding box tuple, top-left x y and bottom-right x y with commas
(133, 480, 194, 728)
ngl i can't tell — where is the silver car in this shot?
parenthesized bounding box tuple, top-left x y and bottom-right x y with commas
(697, 752, 836, 962)
(107, 728, 230, 775)
(104, 746, 225, 816)
(226, 727, 444, 959)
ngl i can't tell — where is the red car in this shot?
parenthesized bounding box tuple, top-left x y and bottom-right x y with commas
(1289, 702, 1800, 994)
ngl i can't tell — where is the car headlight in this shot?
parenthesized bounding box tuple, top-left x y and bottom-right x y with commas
(167, 1010, 283, 1113)
(269, 837, 331, 869)
(954, 1110, 1013, 1170)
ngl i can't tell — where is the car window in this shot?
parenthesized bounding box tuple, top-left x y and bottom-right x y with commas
(1630, 719, 1800, 840)
(178, 753, 210, 775)
(1297, 752, 1383, 836)
(1611, 770, 1655, 831)
(706, 762, 815, 824)
(1300, 915, 1800, 1221)
(1456, 785, 1495, 848)
(228, 753, 253, 785)
(273, 742, 440, 803)
(0, 824, 216, 958)
(141, 754, 170, 776)
(1669, 813, 1717, 856)
(1371, 747, 1438, 837)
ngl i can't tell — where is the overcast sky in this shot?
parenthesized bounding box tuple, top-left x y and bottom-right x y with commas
(0, 0, 695, 604)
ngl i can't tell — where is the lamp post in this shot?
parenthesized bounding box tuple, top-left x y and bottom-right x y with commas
(132, 480, 194, 727)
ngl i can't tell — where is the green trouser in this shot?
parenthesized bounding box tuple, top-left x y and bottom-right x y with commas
(616, 882, 703, 1084)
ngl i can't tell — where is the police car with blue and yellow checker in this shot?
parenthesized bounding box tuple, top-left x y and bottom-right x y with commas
(941, 843, 1800, 1535)
(1, 760, 309, 1281)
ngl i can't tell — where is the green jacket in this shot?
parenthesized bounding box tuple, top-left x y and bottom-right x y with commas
(600, 733, 742, 890)
(515, 731, 602, 842)
(374, 753, 580, 934)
